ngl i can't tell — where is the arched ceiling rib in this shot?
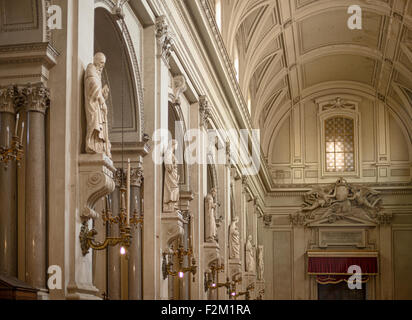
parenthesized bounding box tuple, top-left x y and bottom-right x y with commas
(221, 0, 412, 155)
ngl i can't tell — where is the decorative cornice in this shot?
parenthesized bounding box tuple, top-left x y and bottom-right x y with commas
(0, 42, 59, 69)
(155, 16, 174, 65)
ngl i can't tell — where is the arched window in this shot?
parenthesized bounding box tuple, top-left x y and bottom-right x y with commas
(215, 0, 222, 31)
(317, 96, 361, 177)
(325, 117, 355, 172)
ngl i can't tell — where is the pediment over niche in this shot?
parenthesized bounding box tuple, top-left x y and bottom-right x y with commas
(290, 178, 393, 227)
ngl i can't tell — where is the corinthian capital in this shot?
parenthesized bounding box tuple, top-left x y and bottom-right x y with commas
(131, 164, 144, 187)
(20, 83, 50, 114)
(156, 16, 174, 64)
(199, 95, 211, 127)
(0, 86, 16, 114)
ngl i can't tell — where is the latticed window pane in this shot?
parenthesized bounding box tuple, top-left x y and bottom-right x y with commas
(325, 117, 355, 172)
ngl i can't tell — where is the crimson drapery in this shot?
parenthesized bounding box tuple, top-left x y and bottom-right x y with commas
(308, 257, 378, 275)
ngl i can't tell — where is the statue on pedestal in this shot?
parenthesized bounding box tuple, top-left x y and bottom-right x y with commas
(229, 216, 240, 259)
(245, 235, 256, 273)
(84, 52, 111, 158)
(163, 140, 180, 212)
(257, 245, 264, 280)
(205, 188, 218, 243)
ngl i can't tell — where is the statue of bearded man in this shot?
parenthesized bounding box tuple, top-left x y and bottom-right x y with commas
(84, 52, 111, 158)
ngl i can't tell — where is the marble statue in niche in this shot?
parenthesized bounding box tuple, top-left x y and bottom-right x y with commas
(229, 216, 240, 259)
(205, 188, 218, 243)
(245, 235, 256, 273)
(257, 245, 264, 280)
(163, 140, 180, 212)
(84, 52, 111, 158)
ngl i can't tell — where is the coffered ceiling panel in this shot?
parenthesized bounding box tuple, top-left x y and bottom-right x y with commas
(298, 10, 384, 54)
(303, 54, 377, 88)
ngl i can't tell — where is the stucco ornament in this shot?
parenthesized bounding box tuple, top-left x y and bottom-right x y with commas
(291, 178, 386, 225)
(84, 52, 111, 158)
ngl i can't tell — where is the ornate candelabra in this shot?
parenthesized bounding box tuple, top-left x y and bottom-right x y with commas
(162, 242, 197, 280)
(231, 282, 255, 300)
(204, 263, 227, 292)
(228, 274, 243, 299)
(0, 114, 24, 169)
(80, 161, 143, 256)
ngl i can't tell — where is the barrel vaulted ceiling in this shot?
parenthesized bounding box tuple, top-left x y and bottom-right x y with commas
(217, 0, 412, 157)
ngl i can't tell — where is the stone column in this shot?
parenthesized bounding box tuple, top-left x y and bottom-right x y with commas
(107, 170, 122, 300)
(23, 83, 49, 290)
(0, 86, 17, 277)
(128, 165, 143, 300)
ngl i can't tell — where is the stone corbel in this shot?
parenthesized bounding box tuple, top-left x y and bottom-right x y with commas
(161, 210, 185, 251)
(203, 242, 221, 273)
(155, 16, 174, 66)
(79, 154, 116, 221)
(172, 75, 187, 105)
(199, 96, 212, 128)
(263, 214, 272, 227)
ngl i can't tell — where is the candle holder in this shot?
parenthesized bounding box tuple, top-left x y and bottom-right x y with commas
(204, 263, 226, 292)
(162, 243, 197, 280)
(80, 186, 143, 256)
(0, 135, 24, 169)
(231, 282, 254, 300)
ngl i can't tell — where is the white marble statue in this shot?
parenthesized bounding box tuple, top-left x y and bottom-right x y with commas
(257, 245, 264, 280)
(205, 188, 218, 242)
(163, 140, 180, 212)
(245, 235, 256, 273)
(229, 216, 240, 259)
(84, 52, 111, 158)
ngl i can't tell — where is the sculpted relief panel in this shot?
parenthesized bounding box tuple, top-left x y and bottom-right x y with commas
(290, 177, 391, 226)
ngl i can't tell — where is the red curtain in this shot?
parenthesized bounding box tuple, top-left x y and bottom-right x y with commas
(308, 257, 378, 275)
